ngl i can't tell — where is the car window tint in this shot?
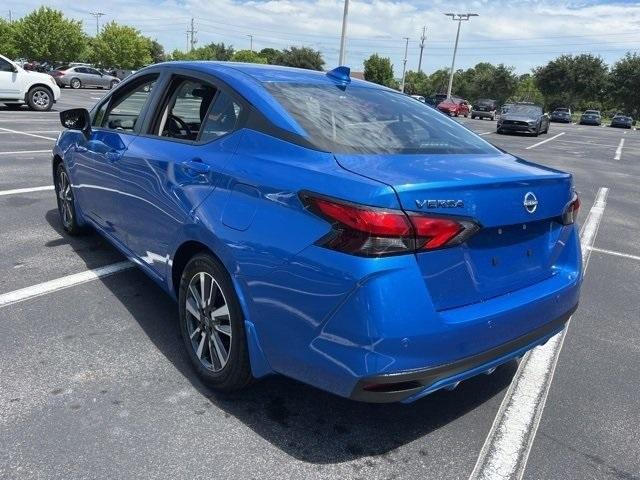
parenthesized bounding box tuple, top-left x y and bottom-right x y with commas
(266, 83, 498, 155)
(0, 58, 14, 72)
(99, 76, 158, 131)
(75, 67, 87, 74)
(199, 92, 242, 142)
(156, 78, 217, 141)
(87, 68, 101, 76)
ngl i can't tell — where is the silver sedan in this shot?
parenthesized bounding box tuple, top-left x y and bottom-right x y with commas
(50, 65, 120, 89)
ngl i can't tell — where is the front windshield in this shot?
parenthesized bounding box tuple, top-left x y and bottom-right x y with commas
(509, 105, 542, 116)
(265, 83, 499, 155)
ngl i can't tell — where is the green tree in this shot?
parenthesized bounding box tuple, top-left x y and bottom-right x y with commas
(12, 7, 87, 62)
(455, 62, 517, 104)
(0, 19, 18, 59)
(148, 39, 166, 64)
(403, 71, 430, 95)
(231, 49, 267, 64)
(259, 48, 281, 64)
(428, 69, 450, 94)
(512, 74, 545, 105)
(609, 53, 640, 117)
(534, 54, 608, 110)
(91, 22, 151, 69)
(363, 54, 395, 87)
(170, 42, 234, 61)
(274, 47, 324, 70)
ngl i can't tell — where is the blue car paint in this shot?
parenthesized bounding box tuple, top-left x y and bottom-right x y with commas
(53, 62, 582, 403)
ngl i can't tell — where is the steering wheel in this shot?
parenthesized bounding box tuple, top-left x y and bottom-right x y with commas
(167, 114, 192, 137)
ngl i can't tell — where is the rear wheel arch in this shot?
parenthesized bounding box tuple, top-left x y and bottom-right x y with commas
(25, 83, 54, 101)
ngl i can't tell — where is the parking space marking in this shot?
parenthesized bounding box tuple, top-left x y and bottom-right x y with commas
(589, 246, 640, 262)
(0, 185, 53, 197)
(469, 186, 609, 480)
(0, 150, 51, 155)
(0, 127, 57, 141)
(0, 130, 60, 135)
(614, 139, 624, 160)
(0, 261, 133, 308)
(525, 132, 565, 150)
(479, 132, 493, 136)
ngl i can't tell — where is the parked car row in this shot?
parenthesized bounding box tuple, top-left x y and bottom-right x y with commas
(49, 65, 120, 89)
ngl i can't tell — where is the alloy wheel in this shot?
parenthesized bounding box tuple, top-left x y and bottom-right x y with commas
(32, 90, 50, 108)
(57, 169, 74, 228)
(185, 272, 232, 372)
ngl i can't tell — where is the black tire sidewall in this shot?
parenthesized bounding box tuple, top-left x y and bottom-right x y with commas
(178, 254, 252, 390)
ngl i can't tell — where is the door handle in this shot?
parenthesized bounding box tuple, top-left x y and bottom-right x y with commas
(183, 159, 210, 174)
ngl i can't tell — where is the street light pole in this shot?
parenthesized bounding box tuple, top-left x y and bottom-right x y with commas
(444, 13, 478, 99)
(248, 34, 253, 52)
(400, 37, 409, 93)
(418, 26, 426, 73)
(338, 0, 349, 65)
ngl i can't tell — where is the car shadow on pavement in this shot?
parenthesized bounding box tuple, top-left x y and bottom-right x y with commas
(45, 208, 517, 464)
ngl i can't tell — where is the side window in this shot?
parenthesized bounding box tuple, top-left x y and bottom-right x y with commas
(200, 91, 242, 143)
(96, 76, 158, 131)
(75, 67, 86, 74)
(87, 68, 101, 76)
(154, 77, 217, 141)
(0, 58, 14, 72)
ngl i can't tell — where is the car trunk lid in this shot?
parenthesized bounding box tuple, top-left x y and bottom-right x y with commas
(335, 152, 574, 310)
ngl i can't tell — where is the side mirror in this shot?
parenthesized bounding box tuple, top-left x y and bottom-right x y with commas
(60, 108, 92, 138)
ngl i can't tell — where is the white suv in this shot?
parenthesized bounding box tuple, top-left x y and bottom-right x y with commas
(0, 54, 61, 111)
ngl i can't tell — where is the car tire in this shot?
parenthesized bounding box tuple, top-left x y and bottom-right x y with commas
(497, 128, 502, 134)
(26, 86, 53, 112)
(178, 253, 253, 392)
(55, 162, 83, 235)
(70, 78, 81, 89)
(464, 113, 468, 118)
(109, 80, 118, 89)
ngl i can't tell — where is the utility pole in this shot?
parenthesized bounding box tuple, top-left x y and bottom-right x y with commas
(400, 37, 409, 93)
(338, 0, 349, 65)
(89, 12, 105, 36)
(8, 10, 12, 23)
(187, 18, 197, 52)
(248, 34, 253, 52)
(418, 26, 426, 73)
(445, 12, 478, 99)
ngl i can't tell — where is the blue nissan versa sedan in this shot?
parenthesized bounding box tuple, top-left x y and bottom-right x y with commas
(53, 62, 582, 403)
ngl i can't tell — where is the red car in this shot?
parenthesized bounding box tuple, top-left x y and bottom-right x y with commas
(437, 97, 470, 117)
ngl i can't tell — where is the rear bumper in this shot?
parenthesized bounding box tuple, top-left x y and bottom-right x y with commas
(580, 120, 600, 125)
(472, 110, 495, 118)
(350, 303, 576, 403)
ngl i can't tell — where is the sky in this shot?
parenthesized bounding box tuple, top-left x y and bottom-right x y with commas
(4, 0, 640, 75)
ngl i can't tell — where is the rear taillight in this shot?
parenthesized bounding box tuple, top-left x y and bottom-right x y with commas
(301, 193, 480, 257)
(50, 71, 63, 77)
(561, 192, 580, 225)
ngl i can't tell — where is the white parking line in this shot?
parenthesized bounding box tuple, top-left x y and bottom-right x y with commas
(0, 127, 57, 141)
(469, 186, 609, 480)
(614, 138, 625, 160)
(0, 130, 60, 135)
(479, 132, 493, 136)
(525, 132, 565, 150)
(0, 261, 133, 308)
(589, 246, 640, 262)
(0, 185, 53, 196)
(0, 150, 51, 155)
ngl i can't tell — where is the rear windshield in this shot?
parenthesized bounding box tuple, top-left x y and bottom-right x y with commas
(554, 108, 569, 112)
(584, 110, 600, 114)
(476, 99, 495, 105)
(265, 83, 499, 155)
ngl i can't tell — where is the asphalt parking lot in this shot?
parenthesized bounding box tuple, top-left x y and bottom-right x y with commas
(1, 90, 639, 480)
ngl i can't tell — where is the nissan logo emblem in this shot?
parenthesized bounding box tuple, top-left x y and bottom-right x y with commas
(524, 192, 538, 213)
